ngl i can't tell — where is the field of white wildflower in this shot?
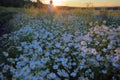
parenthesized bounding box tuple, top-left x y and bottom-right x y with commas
(0, 7, 120, 80)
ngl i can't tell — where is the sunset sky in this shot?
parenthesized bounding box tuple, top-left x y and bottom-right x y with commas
(32, 0, 120, 7)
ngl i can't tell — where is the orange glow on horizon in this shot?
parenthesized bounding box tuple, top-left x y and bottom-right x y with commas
(32, 0, 120, 7)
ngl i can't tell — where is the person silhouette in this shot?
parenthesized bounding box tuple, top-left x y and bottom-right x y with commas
(48, 0, 54, 13)
(50, 0, 53, 5)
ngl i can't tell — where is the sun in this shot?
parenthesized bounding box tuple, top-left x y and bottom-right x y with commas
(53, 0, 63, 6)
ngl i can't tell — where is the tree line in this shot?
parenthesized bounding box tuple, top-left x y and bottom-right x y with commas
(0, 0, 43, 7)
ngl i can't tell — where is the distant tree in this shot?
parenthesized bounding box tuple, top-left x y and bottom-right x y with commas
(0, 0, 32, 7)
(36, 0, 43, 8)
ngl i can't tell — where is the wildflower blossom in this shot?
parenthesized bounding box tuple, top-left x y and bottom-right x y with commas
(2, 52, 9, 57)
(71, 72, 76, 77)
(49, 73, 57, 79)
(0, 11, 120, 80)
(81, 41, 87, 46)
(53, 64, 58, 70)
(91, 49, 98, 55)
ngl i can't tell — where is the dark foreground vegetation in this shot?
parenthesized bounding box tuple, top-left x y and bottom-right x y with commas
(0, 0, 44, 36)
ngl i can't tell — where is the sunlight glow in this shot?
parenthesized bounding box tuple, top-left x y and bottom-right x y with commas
(32, 0, 120, 7)
(53, 0, 63, 6)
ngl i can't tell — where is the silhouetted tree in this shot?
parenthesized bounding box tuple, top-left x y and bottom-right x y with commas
(0, 0, 32, 7)
(36, 0, 43, 8)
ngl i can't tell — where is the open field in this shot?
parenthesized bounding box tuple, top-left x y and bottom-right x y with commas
(0, 7, 120, 80)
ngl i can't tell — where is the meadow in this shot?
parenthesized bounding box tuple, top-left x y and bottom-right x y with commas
(0, 6, 120, 80)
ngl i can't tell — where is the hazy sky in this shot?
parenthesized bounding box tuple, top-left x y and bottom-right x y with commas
(32, 0, 120, 7)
